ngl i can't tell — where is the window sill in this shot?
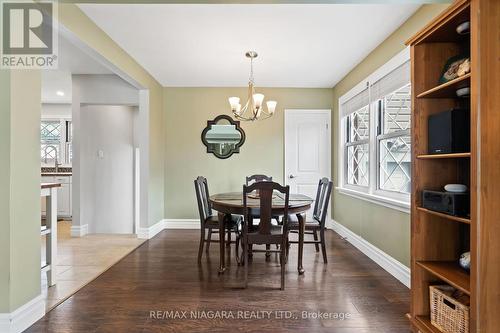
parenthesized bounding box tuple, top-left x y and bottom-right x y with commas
(335, 187, 410, 214)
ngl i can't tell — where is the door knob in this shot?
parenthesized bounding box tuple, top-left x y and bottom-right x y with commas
(289, 174, 296, 179)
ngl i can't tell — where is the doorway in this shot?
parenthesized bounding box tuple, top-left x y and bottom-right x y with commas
(284, 109, 331, 220)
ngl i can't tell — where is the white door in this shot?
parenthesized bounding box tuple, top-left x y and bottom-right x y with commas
(285, 109, 331, 221)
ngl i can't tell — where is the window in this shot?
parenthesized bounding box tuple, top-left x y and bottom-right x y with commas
(338, 49, 411, 212)
(41, 119, 72, 165)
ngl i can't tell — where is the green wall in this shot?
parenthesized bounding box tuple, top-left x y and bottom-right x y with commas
(331, 4, 449, 267)
(0, 69, 11, 313)
(164, 87, 333, 219)
(1, 3, 166, 313)
(0, 70, 42, 312)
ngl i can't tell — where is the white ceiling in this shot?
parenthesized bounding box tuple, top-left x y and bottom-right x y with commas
(58, 36, 112, 75)
(42, 37, 112, 103)
(79, 4, 420, 88)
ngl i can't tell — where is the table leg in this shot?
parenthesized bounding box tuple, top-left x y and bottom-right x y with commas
(297, 213, 305, 275)
(218, 212, 226, 274)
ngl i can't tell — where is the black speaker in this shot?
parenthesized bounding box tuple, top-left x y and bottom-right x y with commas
(428, 108, 470, 154)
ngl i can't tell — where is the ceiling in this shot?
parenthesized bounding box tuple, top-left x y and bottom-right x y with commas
(58, 36, 112, 75)
(42, 37, 112, 103)
(79, 4, 420, 88)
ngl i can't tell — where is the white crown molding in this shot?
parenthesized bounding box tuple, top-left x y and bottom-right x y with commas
(327, 220, 410, 288)
(70, 224, 88, 237)
(0, 295, 45, 333)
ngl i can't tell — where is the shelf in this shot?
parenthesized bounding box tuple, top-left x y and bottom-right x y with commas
(417, 74, 471, 99)
(417, 152, 470, 159)
(414, 316, 441, 333)
(417, 261, 470, 295)
(417, 207, 471, 224)
(408, 0, 470, 45)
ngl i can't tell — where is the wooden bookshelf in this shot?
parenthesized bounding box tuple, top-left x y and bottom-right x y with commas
(407, 0, 500, 332)
(414, 316, 442, 333)
(417, 152, 470, 159)
(417, 73, 470, 99)
(416, 207, 471, 224)
(417, 261, 470, 294)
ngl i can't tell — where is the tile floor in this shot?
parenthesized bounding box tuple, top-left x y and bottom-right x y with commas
(41, 221, 145, 311)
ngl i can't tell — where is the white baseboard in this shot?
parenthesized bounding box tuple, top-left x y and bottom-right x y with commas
(70, 224, 88, 237)
(164, 219, 199, 229)
(0, 295, 45, 333)
(137, 219, 165, 239)
(137, 219, 200, 239)
(329, 220, 411, 288)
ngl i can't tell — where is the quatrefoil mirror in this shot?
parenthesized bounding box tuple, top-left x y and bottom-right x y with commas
(201, 115, 245, 159)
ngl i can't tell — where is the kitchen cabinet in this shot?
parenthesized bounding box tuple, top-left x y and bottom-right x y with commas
(41, 175, 72, 218)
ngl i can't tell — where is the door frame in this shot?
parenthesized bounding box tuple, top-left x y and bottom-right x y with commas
(284, 109, 332, 220)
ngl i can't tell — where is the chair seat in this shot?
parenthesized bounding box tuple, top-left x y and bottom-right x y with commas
(287, 214, 321, 230)
(204, 214, 241, 228)
(247, 225, 285, 244)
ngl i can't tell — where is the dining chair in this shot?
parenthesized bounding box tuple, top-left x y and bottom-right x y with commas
(194, 176, 241, 263)
(287, 177, 333, 263)
(245, 174, 272, 185)
(245, 174, 279, 255)
(241, 181, 290, 290)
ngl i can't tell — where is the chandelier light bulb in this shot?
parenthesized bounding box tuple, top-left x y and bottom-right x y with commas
(266, 100, 277, 114)
(253, 93, 264, 109)
(228, 97, 240, 111)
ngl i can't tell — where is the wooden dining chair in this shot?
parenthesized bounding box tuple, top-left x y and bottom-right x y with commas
(245, 174, 272, 185)
(241, 181, 290, 290)
(288, 177, 333, 263)
(194, 176, 241, 263)
(245, 174, 279, 255)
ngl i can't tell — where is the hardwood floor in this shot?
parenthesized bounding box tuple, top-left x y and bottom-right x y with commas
(41, 221, 145, 311)
(28, 230, 411, 332)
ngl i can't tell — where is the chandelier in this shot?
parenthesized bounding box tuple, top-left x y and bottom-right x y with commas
(228, 51, 277, 121)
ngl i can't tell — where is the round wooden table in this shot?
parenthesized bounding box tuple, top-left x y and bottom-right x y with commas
(209, 192, 313, 275)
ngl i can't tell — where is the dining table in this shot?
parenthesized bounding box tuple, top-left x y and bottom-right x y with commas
(209, 191, 313, 275)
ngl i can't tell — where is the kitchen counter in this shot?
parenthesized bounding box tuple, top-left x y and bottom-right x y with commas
(41, 182, 62, 189)
(42, 173, 72, 177)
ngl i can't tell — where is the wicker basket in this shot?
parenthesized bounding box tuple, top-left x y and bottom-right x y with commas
(430, 285, 470, 333)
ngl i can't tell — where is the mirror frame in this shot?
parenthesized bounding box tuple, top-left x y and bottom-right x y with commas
(201, 114, 246, 159)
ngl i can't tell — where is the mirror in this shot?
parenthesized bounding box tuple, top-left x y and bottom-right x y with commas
(201, 115, 245, 159)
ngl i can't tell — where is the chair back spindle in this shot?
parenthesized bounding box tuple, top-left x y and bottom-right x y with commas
(243, 181, 289, 236)
(312, 178, 333, 227)
(194, 176, 212, 223)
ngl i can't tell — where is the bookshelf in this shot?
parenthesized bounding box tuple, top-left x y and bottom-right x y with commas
(407, 0, 500, 332)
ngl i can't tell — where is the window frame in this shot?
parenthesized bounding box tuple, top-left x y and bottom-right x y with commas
(337, 47, 411, 213)
(41, 116, 72, 166)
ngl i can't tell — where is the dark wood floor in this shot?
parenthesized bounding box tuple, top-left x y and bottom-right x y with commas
(27, 230, 411, 333)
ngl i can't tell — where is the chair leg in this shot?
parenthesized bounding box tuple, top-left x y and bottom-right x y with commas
(320, 229, 328, 264)
(280, 239, 286, 290)
(243, 239, 248, 288)
(265, 244, 271, 259)
(227, 228, 231, 248)
(206, 227, 212, 253)
(313, 229, 320, 252)
(198, 227, 205, 263)
(235, 233, 241, 265)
